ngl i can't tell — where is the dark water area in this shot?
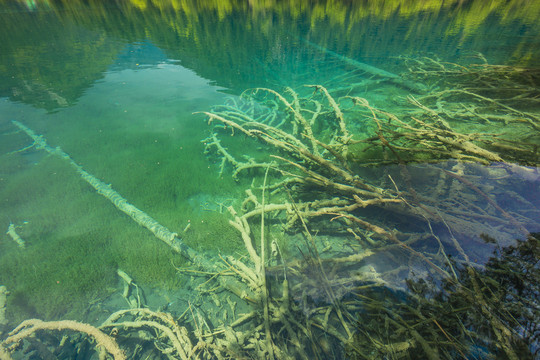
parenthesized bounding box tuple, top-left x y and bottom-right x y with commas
(0, 0, 539, 359)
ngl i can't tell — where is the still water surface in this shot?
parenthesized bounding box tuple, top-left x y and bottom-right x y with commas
(0, 1, 539, 359)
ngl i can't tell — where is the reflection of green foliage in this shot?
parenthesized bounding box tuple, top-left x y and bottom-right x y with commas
(2, 0, 539, 113)
(0, 6, 122, 111)
(65, 0, 540, 26)
(348, 233, 539, 359)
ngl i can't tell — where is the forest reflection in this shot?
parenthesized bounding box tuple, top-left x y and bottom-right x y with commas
(1, 0, 540, 111)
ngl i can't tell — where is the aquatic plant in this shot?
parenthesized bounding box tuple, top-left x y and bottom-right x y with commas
(347, 233, 539, 359)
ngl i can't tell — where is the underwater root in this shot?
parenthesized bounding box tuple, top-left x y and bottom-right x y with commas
(100, 308, 194, 360)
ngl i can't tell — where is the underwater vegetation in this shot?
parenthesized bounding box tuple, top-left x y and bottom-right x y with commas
(347, 232, 539, 359)
(1, 51, 538, 359)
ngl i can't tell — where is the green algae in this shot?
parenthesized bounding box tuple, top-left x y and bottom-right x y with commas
(0, 120, 243, 321)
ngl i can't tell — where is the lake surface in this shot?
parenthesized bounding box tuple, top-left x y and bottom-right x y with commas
(0, 1, 539, 359)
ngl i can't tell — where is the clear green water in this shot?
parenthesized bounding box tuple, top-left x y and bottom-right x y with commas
(0, 1, 539, 359)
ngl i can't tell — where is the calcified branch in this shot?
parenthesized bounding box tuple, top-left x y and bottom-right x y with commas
(227, 206, 262, 272)
(212, 187, 392, 357)
(350, 97, 537, 165)
(197, 73, 537, 359)
(202, 133, 274, 179)
(306, 84, 351, 143)
(2, 319, 125, 360)
(202, 88, 460, 280)
(419, 88, 540, 131)
(202, 133, 239, 177)
(202, 90, 388, 197)
(100, 308, 194, 360)
(402, 55, 540, 133)
(6, 223, 25, 249)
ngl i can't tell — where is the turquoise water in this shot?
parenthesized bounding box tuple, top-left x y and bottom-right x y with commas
(0, 1, 539, 359)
